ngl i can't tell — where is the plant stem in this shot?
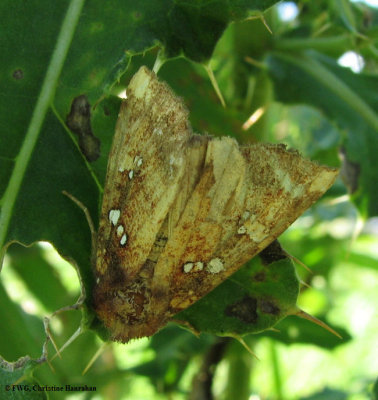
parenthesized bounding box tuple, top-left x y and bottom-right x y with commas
(275, 52, 378, 131)
(270, 340, 284, 400)
(0, 0, 85, 252)
(275, 35, 352, 53)
(224, 340, 252, 400)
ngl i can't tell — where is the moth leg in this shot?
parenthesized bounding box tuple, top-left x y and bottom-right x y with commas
(62, 190, 97, 262)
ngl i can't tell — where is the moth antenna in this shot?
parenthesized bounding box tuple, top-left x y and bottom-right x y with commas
(296, 309, 342, 339)
(62, 190, 97, 261)
(230, 335, 260, 360)
(283, 250, 313, 274)
(82, 343, 108, 375)
(204, 64, 226, 108)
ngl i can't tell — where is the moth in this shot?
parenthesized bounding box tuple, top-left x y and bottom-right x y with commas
(92, 66, 338, 343)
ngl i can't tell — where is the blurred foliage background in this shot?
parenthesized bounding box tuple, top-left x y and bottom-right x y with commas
(0, 0, 377, 399)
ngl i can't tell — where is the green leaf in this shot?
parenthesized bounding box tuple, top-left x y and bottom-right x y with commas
(130, 325, 214, 390)
(0, 357, 47, 400)
(373, 377, 378, 400)
(333, 0, 358, 34)
(266, 51, 378, 217)
(159, 59, 248, 139)
(176, 241, 299, 336)
(260, 315, 351, 349)
(0, 283, 44, 362)
(3, 111, 98, 294)
(7, 244, 76, 312)
(299, 387, 348, 400)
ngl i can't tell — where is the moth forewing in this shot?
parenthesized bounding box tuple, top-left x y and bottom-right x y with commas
(94, 67, 192, 339)
(197, 144, 338, 290)
(167, 134, 209, 235)
(161, 142, 338, 315)
(93, 66, 339, 343)
(212, 151, 335, 283)
(205, 137, 247, 223)
(150, 137, 247, 314)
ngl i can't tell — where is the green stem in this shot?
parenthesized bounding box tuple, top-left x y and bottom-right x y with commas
(275, 52, 378, 131)
(224, 340, 252, 400)
(275, 35, 352, 53)
(270, 340, 284, 400)
(0, 0, 85, 251)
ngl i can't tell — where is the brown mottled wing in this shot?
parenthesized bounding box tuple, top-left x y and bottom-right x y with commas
(93, 66, 338, 342)
(212, 143, 338, 284)
(157, 140, 338, 317)
(95, 66, 191, 287)
(149, 136, 247, 316)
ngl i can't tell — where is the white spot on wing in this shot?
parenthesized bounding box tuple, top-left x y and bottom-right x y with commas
(129, 170, 134, 180)
(238, 226, 247, 234)
(183, 261, 204, 273)
(120, 233, 127, 246)
(153, 127, 163, 135)
(247, 222, 267, 242)
(194, 261, 204, 271)
(116, 225, 124, 237)
(134, 155, 143, 167)
(109, 209, 121, 226)
(206, 258, 224, 274)
(183, 262, 194, 273)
